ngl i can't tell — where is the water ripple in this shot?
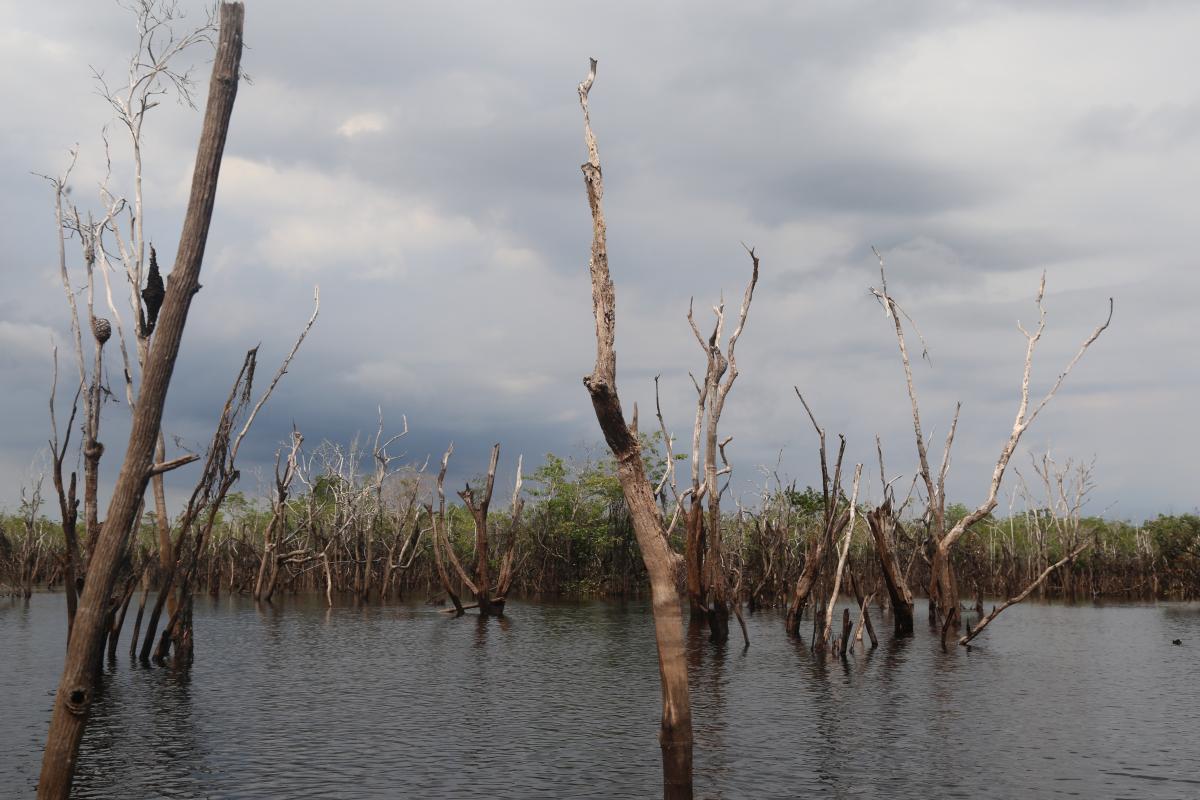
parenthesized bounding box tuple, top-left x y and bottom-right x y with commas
(2, 595, 1197, 798)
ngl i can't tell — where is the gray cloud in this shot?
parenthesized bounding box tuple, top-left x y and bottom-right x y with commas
(0, 0, 1196, 522)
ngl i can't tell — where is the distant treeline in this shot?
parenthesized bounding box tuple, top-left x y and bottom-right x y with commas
(3, 445, 1197, 605)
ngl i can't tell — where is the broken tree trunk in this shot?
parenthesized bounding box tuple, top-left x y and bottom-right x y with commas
(866, 497, 915, 635)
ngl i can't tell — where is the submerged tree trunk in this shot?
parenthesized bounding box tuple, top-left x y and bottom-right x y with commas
(459, 444, 500, 617)
(38, 8, 243, 797)
(684, 501, 705, 618)
(866, 498, 914, 635)
(929, 544, 961, 629)
(577, 60, 692, 799)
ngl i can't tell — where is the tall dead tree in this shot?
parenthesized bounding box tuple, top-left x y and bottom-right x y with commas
(38, 6, 243, 797)
(253, 430, 304, 602)
(577, 59, 692, 799)
(429, 444, 465, 616)
(871, 249, 1111, 628)
(39, 2, 217, 636)
(822, 465, 863, 652)
(785, 392, 851, 638)
(684, 252, 759, 642)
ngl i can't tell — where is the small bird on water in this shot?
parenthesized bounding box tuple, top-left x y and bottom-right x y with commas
(1172, 639, 1182, 645)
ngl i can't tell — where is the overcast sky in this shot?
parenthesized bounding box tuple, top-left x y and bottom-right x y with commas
(1, 1, 1195, 523)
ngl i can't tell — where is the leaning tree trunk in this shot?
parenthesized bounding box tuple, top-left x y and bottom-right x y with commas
(38, 8, 243, 798)
(577, 60, 692, 800)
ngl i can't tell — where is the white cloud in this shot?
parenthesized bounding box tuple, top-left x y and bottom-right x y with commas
(337, 111, 387, 138)
(216, 156, 486, 277)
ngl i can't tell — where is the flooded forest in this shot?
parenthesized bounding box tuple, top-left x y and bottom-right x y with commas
(3, 3, 1198, 799)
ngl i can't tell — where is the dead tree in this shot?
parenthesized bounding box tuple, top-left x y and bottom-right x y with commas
(577, 59, 692, 799)
(1018, 452, 1095, 603)
(38, 1, 216, 636)
(138, 291, 315, 662)
(38, 7, 243, 797)
(822, 465, 863, 652)
(495, 455, 525, 602)
(961, 542, 1089, 647)
(684, 251, 759, 642)
(380, 462, 429, 601)
(46, 346, 81, 636)
(865, 436, 916, 634)
(432, 444, 523, 616)
(253, 430, 304, 602)
(870, 250, 1111, 628)
(459, 444, 502, 616)
(785, 392, 851, 638)
(93, 3, 215, 600)
(429, 444, 465, 616)
(957, 452, 1096, 648)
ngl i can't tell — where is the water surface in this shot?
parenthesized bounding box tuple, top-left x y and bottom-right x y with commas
(2, 594, 1198, 798)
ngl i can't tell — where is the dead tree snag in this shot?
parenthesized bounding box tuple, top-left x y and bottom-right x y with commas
(38, 7, 243, 796)
(870, 249, 1111, 629)
(577, 59, 692, 800)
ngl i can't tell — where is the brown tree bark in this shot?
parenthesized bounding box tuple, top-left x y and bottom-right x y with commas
(459, 444, 500, 616)
(577, 60, 692, 799)
(38, 7, 243, 797)
(865, 498, 915, 635)
(684, 499, 706, 618)
(786, 397, 848, 638)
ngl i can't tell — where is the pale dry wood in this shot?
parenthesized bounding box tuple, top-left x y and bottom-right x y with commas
(871, 248, 1112, 625)
(823, 465, 862, 648)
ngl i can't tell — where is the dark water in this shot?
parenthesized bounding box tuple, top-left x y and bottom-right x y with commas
(2, 594, 1198, 799)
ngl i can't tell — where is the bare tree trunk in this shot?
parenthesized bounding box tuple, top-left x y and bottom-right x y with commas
(127, 566, 152, 659)
(430, 445, 465, 616)
(152, 435, 175, 616)
(577, 60, 692, 799)
(38, 9, 242, 797)
(786, 396, 848, 638)
(460, 444, 500, 616)
(822, 466, 862, 649)
(866, 498, 914, 635)
(684, 502, 705, 618)
(106, 569, 139, 660)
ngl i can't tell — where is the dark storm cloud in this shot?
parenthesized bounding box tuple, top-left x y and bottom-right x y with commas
(1, 0, 1196, 522)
